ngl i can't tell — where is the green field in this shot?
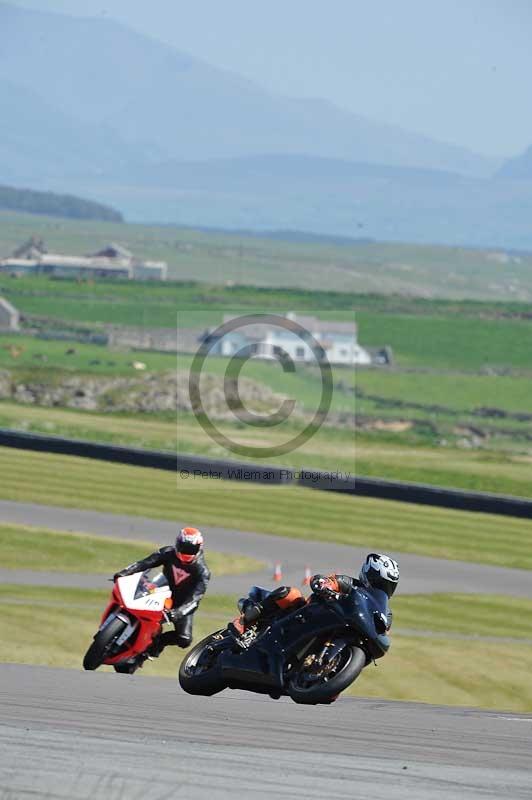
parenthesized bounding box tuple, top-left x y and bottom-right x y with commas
(2, 212, 532, 499)
(3, 209, 532, 300)
(0, 333, 178, 375)
(354, 634, 532, 710)
(3, 270, 532, 370)
(2, 401, 532, 498)
(1, 447, 531, 570)
(0, 523, 262, 575)
(1, 584, 236, 677)
(2, 332, 532, 419)
(4, 584, 532, 711)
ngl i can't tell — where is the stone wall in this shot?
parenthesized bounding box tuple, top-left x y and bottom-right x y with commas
(106, 326, 204, 353)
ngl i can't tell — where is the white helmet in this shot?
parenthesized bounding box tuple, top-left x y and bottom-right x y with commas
(359, 553, 399, 598)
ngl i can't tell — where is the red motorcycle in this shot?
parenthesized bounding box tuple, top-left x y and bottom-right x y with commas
(83, 569, 173, 673)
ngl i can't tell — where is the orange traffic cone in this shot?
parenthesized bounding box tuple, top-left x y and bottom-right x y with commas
(273, 562, 282, 582)
(302, 565, 312, 586)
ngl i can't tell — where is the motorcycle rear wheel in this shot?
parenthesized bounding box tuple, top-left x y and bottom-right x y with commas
(83, 617, 126, 671)
(178, 631, 226, 696)
(288, 644, 366, 705)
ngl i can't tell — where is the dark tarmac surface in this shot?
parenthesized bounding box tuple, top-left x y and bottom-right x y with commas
(1, 499, 529, 597)
(2, 501, 532, 798)
(1, 664, 531, 800)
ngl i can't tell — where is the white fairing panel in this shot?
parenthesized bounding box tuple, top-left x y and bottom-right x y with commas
(117, 573, 172, 612)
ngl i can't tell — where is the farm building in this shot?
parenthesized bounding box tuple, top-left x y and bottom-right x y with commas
(0, 238, 167, 281)
(0, 296, 20, 330)
(204, 312, 372, 366)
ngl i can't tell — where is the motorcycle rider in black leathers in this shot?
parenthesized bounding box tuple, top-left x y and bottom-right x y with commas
(240, 553, 399, 636)
(114, 527, 210, 654)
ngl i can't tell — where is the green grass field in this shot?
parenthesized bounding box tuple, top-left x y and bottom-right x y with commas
(0, 584, 235, 677)
(352, 634, 532, 710)
(393, 593, 532, 639)
(3, 270, 532, 369)
(0, 523, 262, 575)
(2, 401, 532, 498)
(2, 214, 532, 504)
(2, 328, 532, 423)
(3, 584, 532, 711)
(3, 209, 532, 300)
(1, 447, 531, 570)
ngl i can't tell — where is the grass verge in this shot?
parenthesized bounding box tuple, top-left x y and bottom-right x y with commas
(351, 634, 532, 712)
(393, 593, 532, 640)
(0, 585, 234, 679)
(0, 447, 531, 570)
(3, 585, 532, 712)
(2, 400, 532, 498)
(0, 523, 263, 575)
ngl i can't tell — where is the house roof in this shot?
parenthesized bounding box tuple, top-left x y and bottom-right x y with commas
(221, 313, 356, 338)
(91, 243, 133, 259)
(290, 314, 357, 335)
(11, 237, 47, 259)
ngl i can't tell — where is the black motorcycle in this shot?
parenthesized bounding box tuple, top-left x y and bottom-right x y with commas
(179, 585, 390, 704)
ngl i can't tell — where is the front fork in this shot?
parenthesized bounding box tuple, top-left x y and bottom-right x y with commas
(99, 611, 139, 649)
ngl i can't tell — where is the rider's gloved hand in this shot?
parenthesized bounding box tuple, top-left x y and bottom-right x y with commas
(112, 570, 126, 581)
(310, 575, 326, 593)
(310, 575, 339, 599)
(242, 599, 262, 625)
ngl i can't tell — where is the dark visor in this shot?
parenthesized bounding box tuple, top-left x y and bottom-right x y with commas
(178, 540, 201, 555)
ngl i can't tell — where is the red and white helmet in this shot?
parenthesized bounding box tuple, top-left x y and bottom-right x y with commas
(175, 527, 204, 563)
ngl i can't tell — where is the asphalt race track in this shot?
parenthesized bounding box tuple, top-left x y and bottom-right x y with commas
(1, 499, 531, 597)
(1, 664, 531, 800)
(2, 500, 532, 798)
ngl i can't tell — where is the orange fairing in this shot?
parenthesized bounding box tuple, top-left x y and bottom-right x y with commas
(276, 586, 304, 609)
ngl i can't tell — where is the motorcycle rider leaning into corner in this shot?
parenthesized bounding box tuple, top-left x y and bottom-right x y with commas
(239, 553, 399, 638)
(113, 527, 210, 655)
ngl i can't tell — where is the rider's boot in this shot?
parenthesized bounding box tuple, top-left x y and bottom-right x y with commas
(146, 635, 165, 660)
(241, 586, 305, 629)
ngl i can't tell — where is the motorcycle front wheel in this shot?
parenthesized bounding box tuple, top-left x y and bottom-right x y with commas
(288, 643, 366, 705)
(178, 631, 226, 696)
(83, 617, 126, 671)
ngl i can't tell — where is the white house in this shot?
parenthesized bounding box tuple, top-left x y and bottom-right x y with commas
(207, 312, 372, 366)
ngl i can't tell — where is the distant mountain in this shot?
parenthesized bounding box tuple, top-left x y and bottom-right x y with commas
(132, 153, 466, 190)
(0, 2, 498, 178)
(0, 78, 139, 183)
(496, 145, 532, 179)
(0, 184, 122, 222)
(85, 153, 532, 249)
(4, 2, 532, 248)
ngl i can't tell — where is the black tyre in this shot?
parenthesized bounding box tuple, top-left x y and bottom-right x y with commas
(288, 644, 366, 705)
(83, 617, 127, 671)
(178, 631, 226, 696)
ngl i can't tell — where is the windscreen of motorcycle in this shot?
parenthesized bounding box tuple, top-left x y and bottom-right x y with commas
(118, 571, 172, 612)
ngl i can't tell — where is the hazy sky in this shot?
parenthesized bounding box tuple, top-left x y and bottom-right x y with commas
(9, 0, 532, 157)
